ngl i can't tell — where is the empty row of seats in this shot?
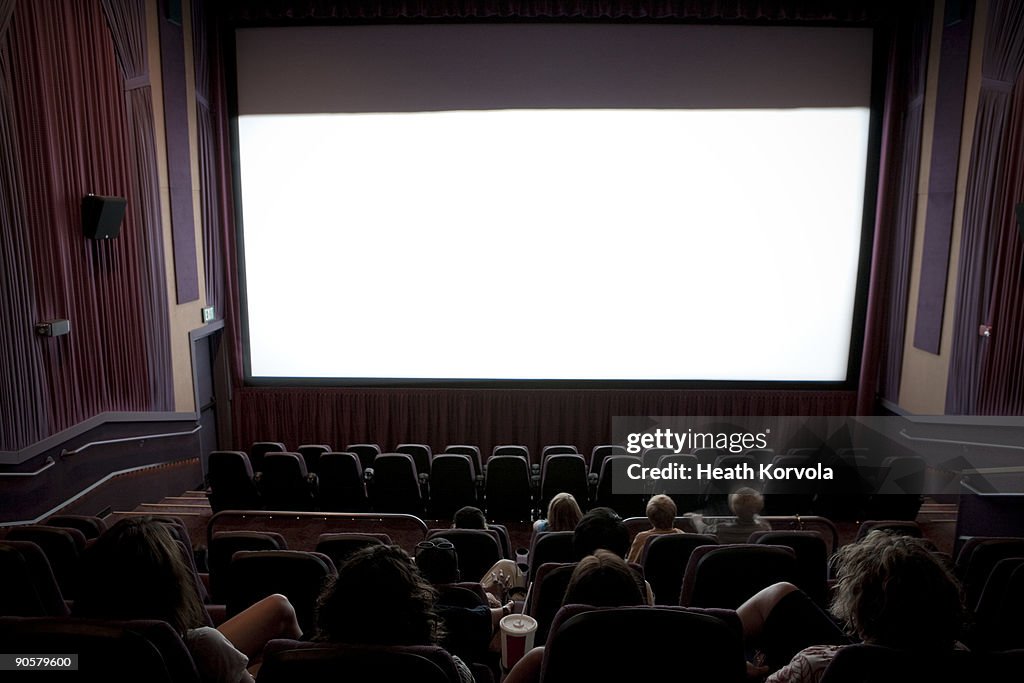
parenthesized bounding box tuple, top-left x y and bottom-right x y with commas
(210, 441, 925, 521)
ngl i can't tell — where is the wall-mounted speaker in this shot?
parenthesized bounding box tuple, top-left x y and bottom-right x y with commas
(82, 194, 127, 240)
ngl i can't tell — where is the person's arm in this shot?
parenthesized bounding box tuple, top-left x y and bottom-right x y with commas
(626, 533, 645, 564)
(764, 646, 841, 683)
(685, 512, 709, 534)
(185, 627, 254, 683)
(216, 593, 302, 663)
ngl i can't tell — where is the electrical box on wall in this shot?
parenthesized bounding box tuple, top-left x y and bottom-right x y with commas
(36, 319, 71, 337)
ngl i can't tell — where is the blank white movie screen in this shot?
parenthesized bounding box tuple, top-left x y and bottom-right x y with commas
(235, 25, 873, 382)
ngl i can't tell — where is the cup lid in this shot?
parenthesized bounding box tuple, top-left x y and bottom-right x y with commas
(500, 613, 538, 635)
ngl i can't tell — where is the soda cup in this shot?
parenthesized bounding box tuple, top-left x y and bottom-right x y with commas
(499, 613, 538, 669)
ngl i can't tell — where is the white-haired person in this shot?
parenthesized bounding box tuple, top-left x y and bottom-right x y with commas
(626, 494, 684, 563)
(688, 486, 771, 544)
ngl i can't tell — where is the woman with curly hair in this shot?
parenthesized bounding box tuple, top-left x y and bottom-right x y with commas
(737, 530, 964, 682)
(314, 543, 475, 683)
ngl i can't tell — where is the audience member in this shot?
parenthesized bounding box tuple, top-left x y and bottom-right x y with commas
(315, 543, 485, 682)
(689, 487, 771, 543)
(626, 494, 683, 563)
(74, 517, 301, 683)
(737, 531, 964, 682)
(453, 506, 488, 529)
(533, 492, 583, 533)
(504, 550, 647, 683)
(572, 506, 631, 559)
(563, 549, 646, 607)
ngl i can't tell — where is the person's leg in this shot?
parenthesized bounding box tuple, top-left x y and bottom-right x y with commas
(481, 558, 525, 600)
(737, 582, 801, 640)
(503, 647, 544, 683)
(738, 582, 849, 670)
(217, 593, 302, 661)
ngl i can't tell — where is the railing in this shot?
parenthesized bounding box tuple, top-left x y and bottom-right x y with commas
(0, 456, 55, 478)
(61, 423, 203, 456)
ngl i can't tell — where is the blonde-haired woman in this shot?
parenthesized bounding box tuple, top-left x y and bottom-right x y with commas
(533, 492, 583, 533)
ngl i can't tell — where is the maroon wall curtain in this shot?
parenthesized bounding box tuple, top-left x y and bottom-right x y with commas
(977, 66, 1024, 414)
(232, 386, 856, 457)
(0, 0, 170, 451)
(0, 0, 51, 450)
(191, 0, 225, 321)
(100, 0, 174, 412)
(946, 0, 1024, 414)
(218, 0, 877, 22)
(857, 4, 932, 414)
(201, 0, 911, 451)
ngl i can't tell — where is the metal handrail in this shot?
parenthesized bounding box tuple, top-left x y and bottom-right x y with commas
(898, 428, 1024, 452)
(61, 425, 201, 456)
(0, 456, 55, 478)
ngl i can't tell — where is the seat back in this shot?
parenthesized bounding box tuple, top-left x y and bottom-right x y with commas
(208, 531, 287, 602)
(317, 452, 368, 512)
(680, 544, 797, 608)
(525, 562, 576, 644)
(249, 441, 287, 472)
(207, 450, 262, 512)
(424, 529, 501, 582)
(429, 455, 478, 519)
(396, 444, 433, 477)
(45, 515, 108, 540)
(594, 455, 645, 518)
(974, 557, 1024, 651)
(865, 456, 925, 520)
(484, 455, 532, 522)
(529, 532, 575, 573)
(590, 445, 628, 475)
(819, 643, 1024, 683)
(539, 605, 745, 683)
(541, 445, 578, 467)
(761, 455, 818, 515)
(259, 641, 461, 683)
(0, 542, 68, 617)
(315, 533, 390, 568)
(369, 453, 424, 514)
(260, 453, 318, 511)
(296, 444, 331, 473)
(641, 533, 718, 606)
(226, 550, 336, 633)
(0, 616, 200, 683)
(812, 452, 873, 521)
(492, 444, 530, 464)
(444, 445, 483, 478)
(345, 443, 382, 471)
(692, 448, 726, 465)
(748, 530, 829, 604)
(956, 537, 1024, 610)
(642, 447, 674, 469)
(855, 520, 922, 541)
(6, 526, 82, 599)
(540, 454, 588, 512)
